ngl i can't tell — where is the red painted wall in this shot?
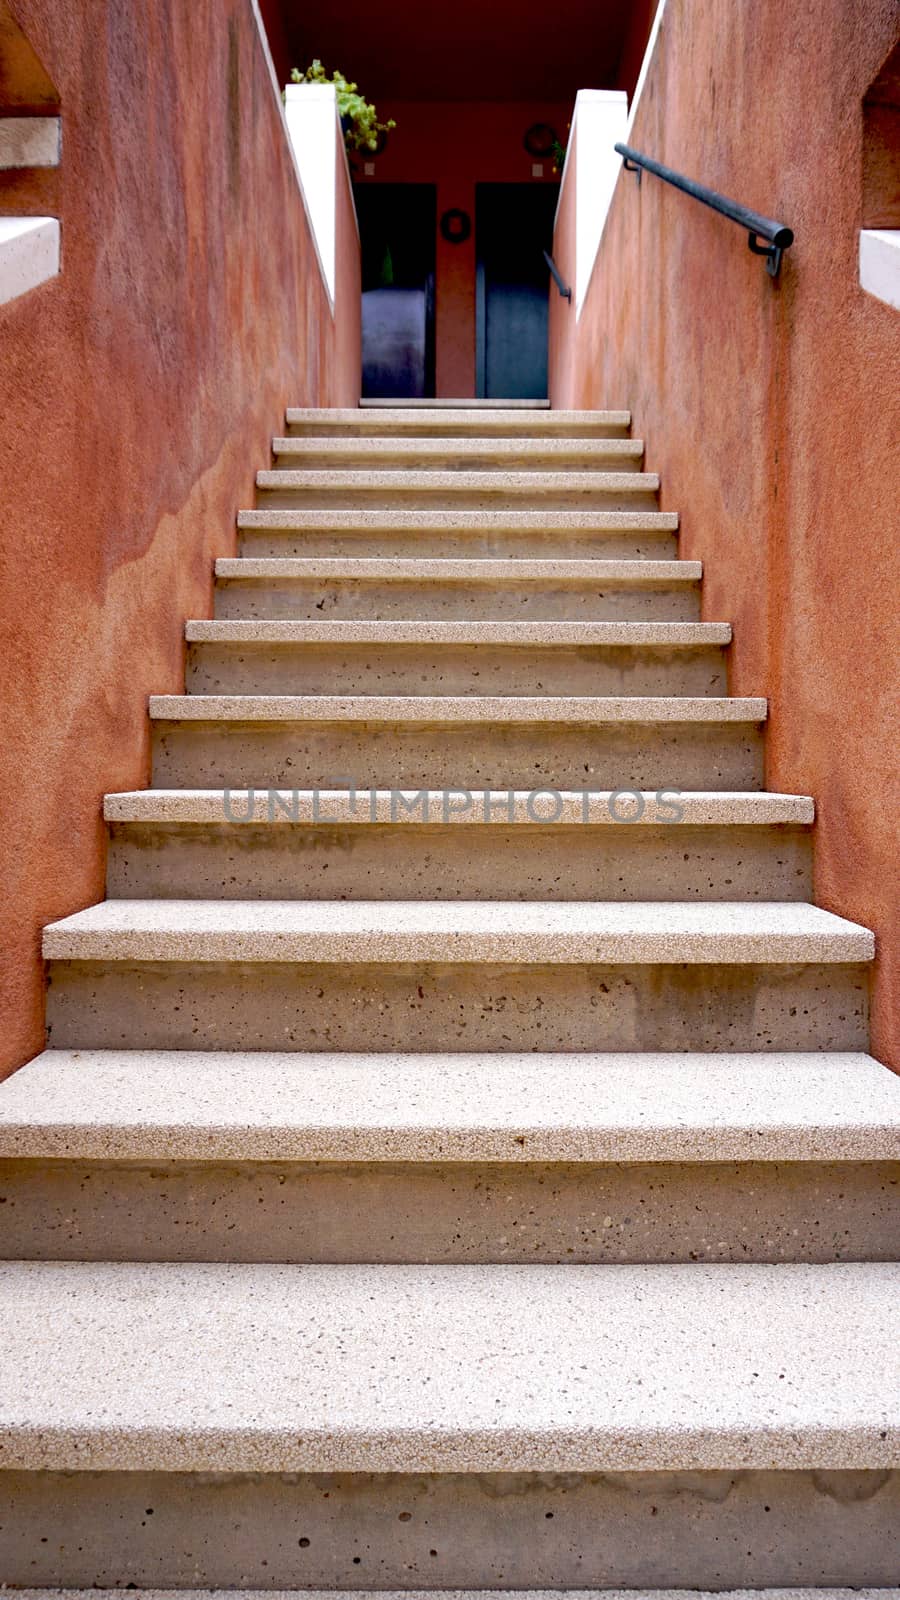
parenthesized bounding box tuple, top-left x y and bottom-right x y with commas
(357, 101, 570, 395)
(551, 0, 900, 1065)
(0, 0, 360, 1078)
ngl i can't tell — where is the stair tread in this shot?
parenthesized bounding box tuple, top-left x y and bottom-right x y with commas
(0, 1260, 896, 1471)
(237, 508, 679, 530)
(186, 619, 730, 645)
(287, 405, 631, 429)
(361, 396, 552, 407)
(272, 436, 644, 460)
(2, 1050, 897, 1162)
(42, 898, 875, 963)
(256, 469, 658, 493)
(148, 693, 766, 722)
(217, 556, 701, 580)
(103, 788, 815, 825)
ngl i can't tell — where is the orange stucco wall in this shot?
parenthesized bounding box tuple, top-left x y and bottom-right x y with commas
(357, 101, 570, 395)
(0, 0, 360, 1078)
(551, 0, 900, 1066)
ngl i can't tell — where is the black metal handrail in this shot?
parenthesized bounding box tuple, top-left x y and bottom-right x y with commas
(614, 143, 794, 278)
(543, 249, 572, 300)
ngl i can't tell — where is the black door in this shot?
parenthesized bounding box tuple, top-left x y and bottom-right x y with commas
(476, 183, 559, 400)
(354, 183, 436, 399)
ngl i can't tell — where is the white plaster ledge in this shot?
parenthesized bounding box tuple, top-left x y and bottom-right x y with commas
(859, 229, 900, 312)
(284, 82, 355, 308)
(0, 216, 60, 306)
(0, 116, 60, 169)
(556, 90, 629, 316)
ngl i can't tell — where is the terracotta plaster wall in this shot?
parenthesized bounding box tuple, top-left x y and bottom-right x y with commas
(0, 0, 360, 1077)
(551, 0, 900, 1065)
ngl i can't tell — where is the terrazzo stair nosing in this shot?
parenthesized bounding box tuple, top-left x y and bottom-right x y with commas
(237, 508, 680, 532)
(216, 556, 701, 583)
(41, 898, 875, 965)
(2, 1049, 898, 1162)
(0, 1260, 896, 1473)
(148, 694, 767, 724)
(286, 405, 633, 431)
(103, 788, 815, 826)
(255, 469, 660, 496)
(271, 436, 645, 464)
(360, 395, 552, 407)
(185, 620, 731, 646)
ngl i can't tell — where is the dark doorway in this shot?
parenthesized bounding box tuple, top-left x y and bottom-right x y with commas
(475, 183, 559, 399)
(354, 183, 437, 398)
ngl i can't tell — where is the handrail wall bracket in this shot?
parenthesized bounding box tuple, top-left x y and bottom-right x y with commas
(748, 230, 785, 278)
(616, 142, 794, 280)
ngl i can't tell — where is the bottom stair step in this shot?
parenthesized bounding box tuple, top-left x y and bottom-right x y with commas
(1, 1267, 898, 1584)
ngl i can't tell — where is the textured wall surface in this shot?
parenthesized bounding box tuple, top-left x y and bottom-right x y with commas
(551, 0, 900, 1065)
(0, 0, 360, 1076)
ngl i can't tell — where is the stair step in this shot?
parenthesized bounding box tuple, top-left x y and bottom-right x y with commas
(104, 788, 814, 825)
(0, 1261, 896, 1471)
(270, 436, 645, 471)
(236, 507, 680, 559)
(287, 403, 631, 433)
(3, 1050, 896, 1264)
(105, 788, 814, 900)
(148, 695, 766, 792)
(361, 395, 552, 406)
(3, 1050, 897, 1162)
(185, 621, 730, 695)
(214, 556, 702, 620)
(217, 556, 701, 580)
(255, 469, 659, 512)
(149, 693, 765, 723)
(186, 620, 730, 645)
(42, 898, 874, 964)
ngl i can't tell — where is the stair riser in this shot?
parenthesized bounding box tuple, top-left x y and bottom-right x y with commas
(4, 1159, 896, 1265)
(214, 579, 701, 621)
(239, 527, 680, 559)
(46, 960, 869, 1053)
(256, 485, 660, 512)
(185, 643, 728, 698)
(151, 722, 765, 791)
(3, 1468, 897, 1588)
(106, 823, 813, 902)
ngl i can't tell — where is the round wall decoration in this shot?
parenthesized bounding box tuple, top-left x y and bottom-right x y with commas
(523, 122, 558, 158)
(439, 207, 472, 244)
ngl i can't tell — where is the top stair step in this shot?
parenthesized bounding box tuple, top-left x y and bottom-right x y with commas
(287, 406, 631, 437)
(361, 396, 552, 408)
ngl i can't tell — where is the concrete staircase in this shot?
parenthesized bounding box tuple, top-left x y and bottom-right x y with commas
(1, 405, 898, 1593)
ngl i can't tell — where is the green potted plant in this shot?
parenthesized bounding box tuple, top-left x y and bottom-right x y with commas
(290, 61, 395, 155)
